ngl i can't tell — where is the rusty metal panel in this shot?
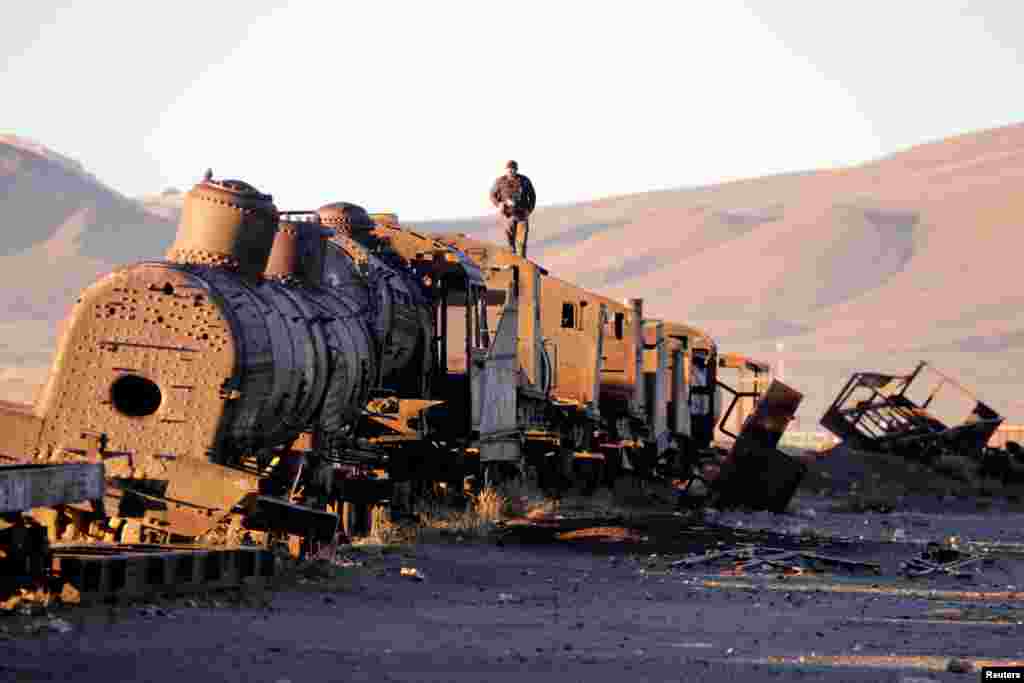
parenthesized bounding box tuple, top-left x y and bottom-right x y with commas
(716, 444, 807, 513)
(166, 178, 278, 279)
(591, 304, 607, 409)
(34, 264, 240, 470)
(518, 265, 543, 391)
(670, 349, 690, 437)
(734, 379, 802, 451)
(653, 322, 668, 451)
(0, 463, 104, 514)
(712, 380, 806, 513)
(479, 281, 521, 464)
(306, 283, 377, 432)
(470, 349, 485, 431)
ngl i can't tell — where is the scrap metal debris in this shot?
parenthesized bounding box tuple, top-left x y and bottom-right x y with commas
(670, 545, 881, 576)
(679, 380, 808, 514)
(399, 567, 425, 581)
(820, 362, 1005, 463)
(556, 527, 645, 543)
(901, 542, 991, 579)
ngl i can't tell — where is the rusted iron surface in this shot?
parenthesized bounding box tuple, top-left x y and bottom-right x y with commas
(821, 361, 1004, 459)
(714, 379, 806, 513)
(678, 379, 805, 513)
(51, 543, 274, 604)
(166, 177, 278, 278)
(0, 464, 104, 514)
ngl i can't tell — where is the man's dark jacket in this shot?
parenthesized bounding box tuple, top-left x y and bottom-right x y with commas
(490, 174, 536, 219)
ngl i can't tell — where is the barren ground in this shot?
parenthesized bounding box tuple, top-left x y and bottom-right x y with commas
(3, 455, 1024, 683)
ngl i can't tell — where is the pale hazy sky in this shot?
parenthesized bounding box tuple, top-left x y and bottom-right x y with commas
(3, 2, 1021, 220)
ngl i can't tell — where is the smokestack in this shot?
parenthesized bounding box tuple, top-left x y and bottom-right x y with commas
(264, 218, 330, 287)
(166, 173, 278, 279)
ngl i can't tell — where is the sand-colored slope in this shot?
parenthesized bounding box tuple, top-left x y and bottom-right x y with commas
(0, 137, 176, 262)
(0, 137, 177, 402)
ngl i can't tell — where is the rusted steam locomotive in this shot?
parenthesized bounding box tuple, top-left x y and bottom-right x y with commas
(0, 174, 806, 549)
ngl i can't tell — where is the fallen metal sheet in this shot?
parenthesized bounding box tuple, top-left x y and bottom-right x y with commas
(820, 361, 1003, 459)
(51, 543, 275, 604)
(0, 463, 105, 514)
(713, 379, 808, 513)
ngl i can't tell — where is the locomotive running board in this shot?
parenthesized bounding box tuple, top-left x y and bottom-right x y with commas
(51, 543, 274, 605)
(0, 463, 105, 514)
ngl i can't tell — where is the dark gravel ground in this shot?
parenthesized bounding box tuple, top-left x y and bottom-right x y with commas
(3, 447, 1024, 682)
(2, 504, 1023, 683)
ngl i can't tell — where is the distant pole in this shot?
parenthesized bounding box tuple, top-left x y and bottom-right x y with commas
(775, 342, 785, 382)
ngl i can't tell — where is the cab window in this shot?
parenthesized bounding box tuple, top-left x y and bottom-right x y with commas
(561, 303, 576, 329)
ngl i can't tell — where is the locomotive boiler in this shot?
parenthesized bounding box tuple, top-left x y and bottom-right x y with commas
(0, 176, 461, 544)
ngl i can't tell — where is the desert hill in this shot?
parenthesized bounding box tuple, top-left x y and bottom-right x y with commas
(0, 135, 176, 400)
(1, 125, 1022, 425)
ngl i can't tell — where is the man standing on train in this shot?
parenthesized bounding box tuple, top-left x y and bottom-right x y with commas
(489, 160, 537, 258)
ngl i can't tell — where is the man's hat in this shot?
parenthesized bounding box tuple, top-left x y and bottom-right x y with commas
(505, 160, 518, 170)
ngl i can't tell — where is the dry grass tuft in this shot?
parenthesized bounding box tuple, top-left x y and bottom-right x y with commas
(412, 492, 498, 540)
(472, 487, 505, 522)
(411, 477, 558, 540)
(356, 513, 417, 547)
(0, 585, 54, 613)
(496, 477, 550, 518)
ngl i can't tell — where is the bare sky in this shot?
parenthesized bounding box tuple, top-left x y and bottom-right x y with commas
(3, 1, 1021, 219)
